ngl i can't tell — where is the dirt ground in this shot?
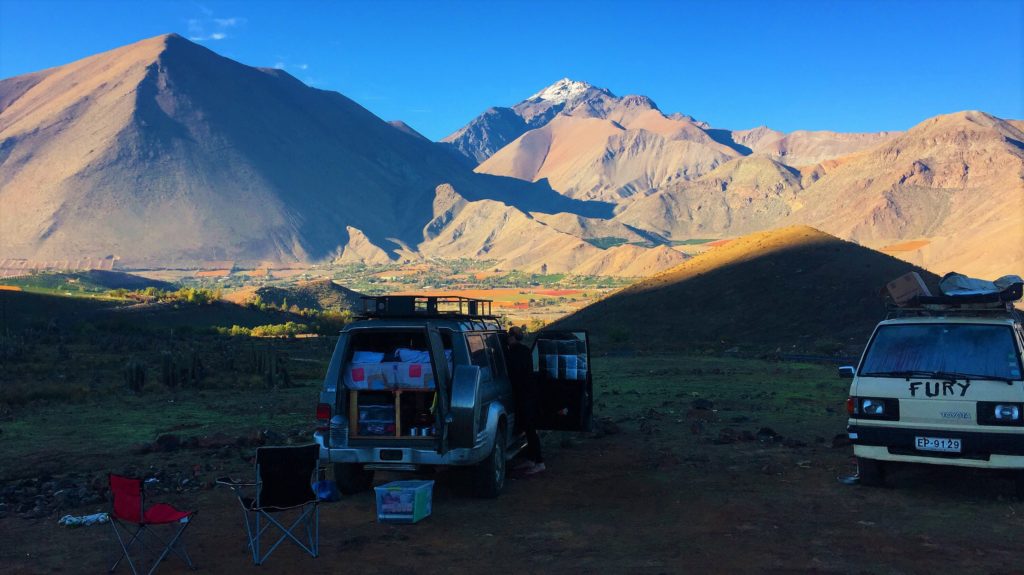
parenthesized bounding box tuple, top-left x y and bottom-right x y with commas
(3, 355, 1024, 574)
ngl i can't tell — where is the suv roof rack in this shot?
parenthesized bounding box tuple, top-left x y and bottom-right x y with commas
(358, 295, 496, 320)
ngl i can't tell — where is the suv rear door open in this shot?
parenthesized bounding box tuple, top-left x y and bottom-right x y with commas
(532, 330, 593, 431)
(426, 323, 451, 454)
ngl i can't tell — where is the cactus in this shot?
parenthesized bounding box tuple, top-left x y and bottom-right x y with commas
(251, 343, 265, 374)
(265, 348, 277, 388)
(160, 351, 178, 388)
(247, 344, 292, 389)
(279, 353, 291, 388)
(124, 358, 146, 392)
(186, 349, 203, 387)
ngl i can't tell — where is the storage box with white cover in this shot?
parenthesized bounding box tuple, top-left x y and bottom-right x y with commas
(344, 349, 442, 390)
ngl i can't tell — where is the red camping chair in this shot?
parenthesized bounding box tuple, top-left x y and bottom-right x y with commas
(108, 474, 196, 574)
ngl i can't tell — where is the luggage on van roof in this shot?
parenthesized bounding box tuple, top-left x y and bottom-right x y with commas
(936, 273, 1023, 298)
(913, 272, 1023, 305)
(885, 272, 1023, 319)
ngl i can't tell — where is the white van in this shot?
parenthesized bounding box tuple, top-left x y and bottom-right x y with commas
(842, 283, 1024, 495)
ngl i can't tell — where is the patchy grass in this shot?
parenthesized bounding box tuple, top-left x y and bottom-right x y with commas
(670, 238, 717, 245)
(593, 354, 847, 443)
(0, 351, 844, 483)
(0, 384, 321, 481)
(584, 237, 630, 250)
(4, 352, 1024, 574)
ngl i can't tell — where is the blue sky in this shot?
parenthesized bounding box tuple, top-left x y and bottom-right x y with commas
(1, 0, 1021, 140)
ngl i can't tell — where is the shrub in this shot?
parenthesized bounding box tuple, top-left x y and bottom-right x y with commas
(215, 325, 252, 337)
(251, 322, 309, 337)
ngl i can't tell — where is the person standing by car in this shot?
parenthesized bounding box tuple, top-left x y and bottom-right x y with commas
(506, 325, 545, 475)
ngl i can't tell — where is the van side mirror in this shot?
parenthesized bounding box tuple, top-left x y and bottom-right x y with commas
(838, 366, 855, 379)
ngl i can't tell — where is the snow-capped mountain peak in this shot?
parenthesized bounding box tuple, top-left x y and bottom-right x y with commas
(529, 78, 596, 103)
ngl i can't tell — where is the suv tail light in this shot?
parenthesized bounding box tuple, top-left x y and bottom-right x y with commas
(316, 403, 332, 431)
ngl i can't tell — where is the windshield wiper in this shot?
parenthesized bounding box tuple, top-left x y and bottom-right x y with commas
(862, 370, 1013, 385)
(949, 372, 1015, 385)
(862, 370, 950, 379)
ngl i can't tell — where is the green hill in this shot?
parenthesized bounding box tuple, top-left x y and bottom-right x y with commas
(253, 279, 363, 312)
(2, 270, 172, 294)
(551, 225, 940, 354)
(0, 290, 304, 333)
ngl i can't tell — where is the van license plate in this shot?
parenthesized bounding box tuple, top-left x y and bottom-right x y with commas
(915, 437, 961, 453)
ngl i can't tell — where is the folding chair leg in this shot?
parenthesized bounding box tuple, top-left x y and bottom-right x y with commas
(110, 518, 195, 575)
(237, 506, 259, 564)
(239, 503, 319, 565)
(310, 505, 319, 557)
(147, 520, 196, 574)
(254, 512, 261, 565)
(110, 520, 142, 575)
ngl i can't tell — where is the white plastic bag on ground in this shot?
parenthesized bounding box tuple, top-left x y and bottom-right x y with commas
(58, 512, 109, 527)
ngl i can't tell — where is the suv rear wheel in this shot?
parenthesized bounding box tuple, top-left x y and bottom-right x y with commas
(857, 457, 886, 487)
(473, 425, 506, 498)
(334, 463, 374, 494)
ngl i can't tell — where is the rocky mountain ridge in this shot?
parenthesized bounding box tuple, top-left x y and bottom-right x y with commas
(453, 79, 1021, 276)
(2, 35, 1020, 279)
(0, 34, 671, 277)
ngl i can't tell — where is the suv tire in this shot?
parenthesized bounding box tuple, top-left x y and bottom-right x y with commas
(857, 457, 886, 487)
(334, 463, 374, 494)
(473, 425, 506, 498)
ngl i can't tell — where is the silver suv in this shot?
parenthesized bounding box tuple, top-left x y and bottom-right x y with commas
(312, 296, 592, 497)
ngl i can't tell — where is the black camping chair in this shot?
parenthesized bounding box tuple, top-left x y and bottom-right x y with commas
(217, 443, 321, 565)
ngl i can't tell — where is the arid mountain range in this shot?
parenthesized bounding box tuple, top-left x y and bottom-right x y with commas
(1, 35, 1021, 278)
(457, 81, 1022, 277)
(0, 34, 653, 275)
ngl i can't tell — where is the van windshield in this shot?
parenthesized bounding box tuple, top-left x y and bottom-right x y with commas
(861, 324, 1022, 381)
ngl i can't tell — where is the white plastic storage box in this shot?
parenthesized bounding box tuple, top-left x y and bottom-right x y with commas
(374, 480, 434, 523)
(345, 362, 437, 390)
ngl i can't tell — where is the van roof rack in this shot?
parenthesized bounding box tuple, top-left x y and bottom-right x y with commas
(887, 303, 1021, 320)
(358, 295, 496, 319)
(886, 281, 1022, 320)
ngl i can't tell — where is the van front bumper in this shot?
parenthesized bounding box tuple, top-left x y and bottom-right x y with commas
(849, 424, 1024, 469)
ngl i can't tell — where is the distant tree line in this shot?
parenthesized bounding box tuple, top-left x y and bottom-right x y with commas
(108, 286, 223, 304)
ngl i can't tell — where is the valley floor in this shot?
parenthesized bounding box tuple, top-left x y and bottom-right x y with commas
(2, 355, 1022, 574)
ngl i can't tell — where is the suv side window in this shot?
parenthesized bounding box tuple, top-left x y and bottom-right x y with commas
(466, 334, 494, 383)
(485, 333, 508, 381)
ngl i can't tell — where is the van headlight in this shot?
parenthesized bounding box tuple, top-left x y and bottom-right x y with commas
(861, 399, 885, 416)
(978, 402, 1024, 426)
(994, 404, 1020, 421)
(850, 397, 900, 421)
